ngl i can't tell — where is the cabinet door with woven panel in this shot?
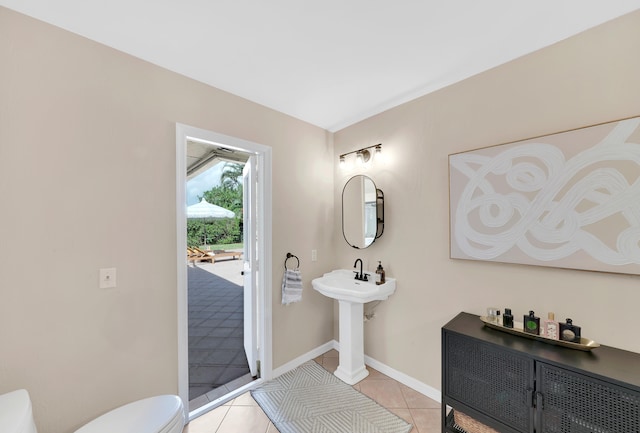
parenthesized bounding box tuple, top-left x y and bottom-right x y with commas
(537, 363, 640, 433)
(444, 332, 534, 432)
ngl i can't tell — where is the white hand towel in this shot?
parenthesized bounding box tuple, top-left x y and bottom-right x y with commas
(282, 269, 303, 305)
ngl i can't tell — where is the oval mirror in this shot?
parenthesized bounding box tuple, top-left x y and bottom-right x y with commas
(342, 175, 383, 249)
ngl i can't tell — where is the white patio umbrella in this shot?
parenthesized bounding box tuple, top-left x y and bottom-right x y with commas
(187, 198, 235, 219)
(187, 198, 235, 245)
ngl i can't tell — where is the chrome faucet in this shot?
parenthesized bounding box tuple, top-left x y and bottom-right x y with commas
(353, 258, 368, 281)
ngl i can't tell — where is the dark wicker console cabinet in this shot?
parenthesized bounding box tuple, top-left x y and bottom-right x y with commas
(442, 312, 640, 433)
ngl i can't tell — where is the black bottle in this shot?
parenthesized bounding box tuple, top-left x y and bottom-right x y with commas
(375, 261, 385, 285)
(503, 308, 514, 328)
(524, 310, 540, 335)
(559, 318, 581, 343)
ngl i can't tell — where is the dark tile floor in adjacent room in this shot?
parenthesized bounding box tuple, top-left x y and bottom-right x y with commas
(188, 259, 251, 407)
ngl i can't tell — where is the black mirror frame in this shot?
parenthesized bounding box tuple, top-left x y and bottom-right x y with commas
(341, 176, 385, 249)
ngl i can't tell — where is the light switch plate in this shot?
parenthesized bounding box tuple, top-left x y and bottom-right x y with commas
(99, 268, 117, 288)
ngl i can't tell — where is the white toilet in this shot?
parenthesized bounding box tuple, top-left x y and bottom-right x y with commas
(0, 389, 185, 433)
(0, 390, 37, 433)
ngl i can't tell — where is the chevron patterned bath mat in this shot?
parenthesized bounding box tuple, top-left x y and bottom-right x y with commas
(251, 361, 412, 433)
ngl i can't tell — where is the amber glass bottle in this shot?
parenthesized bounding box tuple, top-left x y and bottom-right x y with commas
(375, 261, 385, 285)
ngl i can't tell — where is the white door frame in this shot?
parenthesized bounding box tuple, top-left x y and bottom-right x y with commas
(242, 157, 259, 377)
(176, 123, 272, 416)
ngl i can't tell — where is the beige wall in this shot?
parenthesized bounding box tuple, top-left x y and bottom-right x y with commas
(333, 10, 640, 393)
(0, 7, 334, 433)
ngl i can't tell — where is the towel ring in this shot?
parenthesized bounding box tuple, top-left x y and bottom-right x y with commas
(285, 252, 299, 270)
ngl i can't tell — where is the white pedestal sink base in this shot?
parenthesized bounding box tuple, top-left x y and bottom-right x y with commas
(311, 270, 397, 386)
(335, 364, 369, 385)
(334, 300, 369, 385)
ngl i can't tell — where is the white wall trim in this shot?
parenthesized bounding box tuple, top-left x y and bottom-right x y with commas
(271, 341, 336, 378)
(272, 340, 441, 403)
(363, 354, 441, 403)
(175, 124, 189, 420)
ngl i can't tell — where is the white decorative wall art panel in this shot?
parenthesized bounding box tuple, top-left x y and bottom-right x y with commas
(449, 116, 640, 275)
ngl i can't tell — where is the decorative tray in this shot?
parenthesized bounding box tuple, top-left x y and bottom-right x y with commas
(480, 316, 600, 351)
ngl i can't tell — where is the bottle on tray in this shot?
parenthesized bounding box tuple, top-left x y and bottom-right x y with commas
(560, 318, 581, 343)
(502, 308, 514, 328)
(523, 311, 540, 335)
(541, 312, 560, 340)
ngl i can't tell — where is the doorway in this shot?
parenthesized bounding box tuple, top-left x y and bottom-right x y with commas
(186, 151, 249, 407)
(176, 124, 272, 420)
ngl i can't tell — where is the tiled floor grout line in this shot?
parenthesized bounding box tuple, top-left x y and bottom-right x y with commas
(214, 406, 229, 433)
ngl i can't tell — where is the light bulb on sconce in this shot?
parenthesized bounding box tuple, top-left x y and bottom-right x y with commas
(339, 144, 382, 169)
(361, 149, 371, 166)
(374, 144, 386, 164)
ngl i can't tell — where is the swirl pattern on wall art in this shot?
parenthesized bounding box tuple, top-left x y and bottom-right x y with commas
(449, 117, 640, 274)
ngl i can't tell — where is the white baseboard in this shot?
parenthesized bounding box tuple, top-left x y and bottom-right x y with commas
(363, 354, 441, 403)
(271, 340, 335, 378)
(273, 339, 441, 403)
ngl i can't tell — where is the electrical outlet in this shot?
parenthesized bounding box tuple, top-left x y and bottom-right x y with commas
(99, 268, 117, 289)
(311, 249, 317, 262)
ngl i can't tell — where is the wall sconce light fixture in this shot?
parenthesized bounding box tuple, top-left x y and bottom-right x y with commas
(339, 144, 382, 168)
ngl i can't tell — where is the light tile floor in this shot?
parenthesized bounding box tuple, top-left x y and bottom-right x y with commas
(183, 349, 440, 433)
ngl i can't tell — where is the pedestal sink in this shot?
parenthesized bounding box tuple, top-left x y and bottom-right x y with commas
(311, 269, 396, 385)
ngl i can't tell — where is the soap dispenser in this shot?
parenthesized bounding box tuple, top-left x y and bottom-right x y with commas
(375, 261, 385, 285)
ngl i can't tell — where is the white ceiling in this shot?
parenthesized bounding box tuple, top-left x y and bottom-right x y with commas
(2, 1, 638, 131)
